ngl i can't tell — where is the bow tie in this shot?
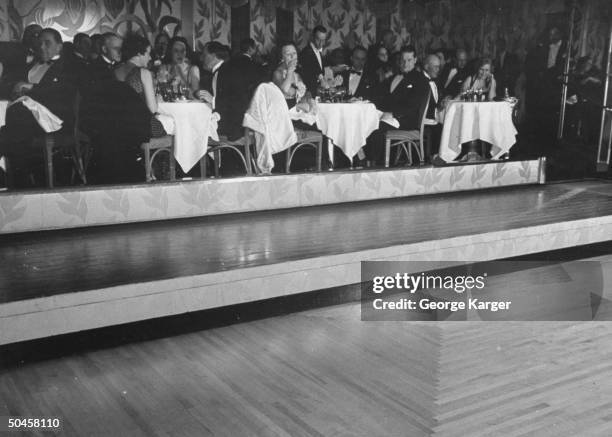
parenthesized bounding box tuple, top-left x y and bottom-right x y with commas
(428, 79, 436, 83)
(38, 59, 55, 65)
(349, 70, 362, 76)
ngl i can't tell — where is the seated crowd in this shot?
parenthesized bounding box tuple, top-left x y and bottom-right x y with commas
(0, 24, 522, 188)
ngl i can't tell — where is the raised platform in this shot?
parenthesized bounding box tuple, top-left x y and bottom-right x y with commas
(0, 159, 543, 234)
(1, 180, 611, 345)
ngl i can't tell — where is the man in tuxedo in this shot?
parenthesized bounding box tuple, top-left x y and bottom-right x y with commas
(67, 33, 92, 90)
(365, 45, 429, 164)
(443, 49, 470, 98)
(494, 38, 519, 97)
(0, 28, 78, 186)
(233, 38, 266, 85)
(525, 26, 568, 146)
(299, 25, 328, 96)
(340, 46, 374, 100)
(90, 32, 122, 84)
(198, 41, 256, 140)
(421, 54, 442, 160)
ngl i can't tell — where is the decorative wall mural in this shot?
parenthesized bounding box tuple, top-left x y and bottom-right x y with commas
(2, 0, 180, 42)
(0, 0, 609, 68)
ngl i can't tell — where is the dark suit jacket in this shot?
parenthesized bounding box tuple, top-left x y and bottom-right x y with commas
(90, 56, 117, 85)
(376, 70, 429, 130)
(340, 69, 375, 100)
(494, 51, 520, 96)
(214, 56, 266, 140)
(443, 66, 470, 98)
(24, 56, 79, 126)
(0, 42, 32, 99)
(299, 44, 325, 96)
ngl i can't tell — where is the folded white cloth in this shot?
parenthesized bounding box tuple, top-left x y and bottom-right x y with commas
(379, 111, 400, 128)
(155, 113, 175, 135)
(243, 83, 297, 174)
(289, 106, 317, 126)
(10, 96, 62, 132)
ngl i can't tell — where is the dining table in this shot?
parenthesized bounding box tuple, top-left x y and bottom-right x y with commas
(157, 100, 219, 173)
(438, 100, 517, 162)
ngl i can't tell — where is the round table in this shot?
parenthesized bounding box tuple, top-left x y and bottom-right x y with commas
(438, 101, 517, 162)
(157, 101, 219, 173)
(315, 102, 380, 160)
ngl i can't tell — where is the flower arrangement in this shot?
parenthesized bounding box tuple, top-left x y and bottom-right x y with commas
(317, 67, 346, 102)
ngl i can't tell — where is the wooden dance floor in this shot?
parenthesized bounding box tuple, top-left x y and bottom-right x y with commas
(1, 180, 612, 344)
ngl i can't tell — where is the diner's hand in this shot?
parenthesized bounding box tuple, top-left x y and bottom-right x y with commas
(13, 81, 33, 96)
(287, 59, 298, 73)
(196, 90, 214, 104)
(330, 64, 349, 73)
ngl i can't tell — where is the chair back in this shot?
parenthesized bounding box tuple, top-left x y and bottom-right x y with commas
(417, 87, 431, 145)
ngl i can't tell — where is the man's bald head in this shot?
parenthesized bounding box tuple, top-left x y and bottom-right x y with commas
(424, 54, 441, 79)
(101, 32, 122, 63)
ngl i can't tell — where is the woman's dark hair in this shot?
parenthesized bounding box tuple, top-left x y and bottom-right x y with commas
(41, 28, 62, 44)
(154, 32, 169, 46)
(164, 36, 193, 64)
(122, 33, 150, 61)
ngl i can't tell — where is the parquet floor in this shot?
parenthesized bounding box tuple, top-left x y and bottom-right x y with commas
(2, 288, 612, 435)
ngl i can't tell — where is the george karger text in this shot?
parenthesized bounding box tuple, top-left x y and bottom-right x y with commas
(373, 298, 512, 312)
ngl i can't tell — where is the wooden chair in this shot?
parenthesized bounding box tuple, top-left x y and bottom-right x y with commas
(141, 135, 176, 182)
(34, 92, 90, 188)
(285, 129, 323, 173)
(200, 129, 254, 178)
(384, 89, 431, 168)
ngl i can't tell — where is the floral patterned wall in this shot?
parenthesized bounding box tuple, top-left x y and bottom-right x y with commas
(0, 0, 181, 42)
(193, 0, 230, 51)
(1, 0, 610, 68)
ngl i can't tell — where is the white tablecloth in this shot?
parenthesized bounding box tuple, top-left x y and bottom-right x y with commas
(0, 100, 8, 127)
(315, 102, 380, 160)
(439, 101, 517, 162)
(158, 101, 219, 173)
(0, 100, 8, 172)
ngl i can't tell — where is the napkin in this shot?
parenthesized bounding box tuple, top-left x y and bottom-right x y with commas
(10, 96, 62, 132)
(379, 112, 400, 128)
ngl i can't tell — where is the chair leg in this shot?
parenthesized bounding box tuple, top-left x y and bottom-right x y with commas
(286, 147, 292, 173)
(44, 137, 54, 188)
(393, 145, 401, 166)
(200, 155, 207, 179)
(244, 142, 252, 175)
(418, 141, 424, 165)
(316, 141, 322, 172)
(384, 138, 391, 168)
(214, 149, 221, 177)
(169, 150, 176, 181)
(3, 156, 13, 189)
(143, 145, 152, 182)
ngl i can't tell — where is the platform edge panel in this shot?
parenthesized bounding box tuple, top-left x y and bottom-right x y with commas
(0, 159, 543, 234)
(1, 213, 609, 345)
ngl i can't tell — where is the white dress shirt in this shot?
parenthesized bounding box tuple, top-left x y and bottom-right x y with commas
(547, 40, 562, 69)
(348, 70, 362, 95)
(423, 71, 439, 125)
(27, 55, 60, 84)
(390, 74, 404, 93)
(211, 60, 224, 109)
(310, 43, 323, 69)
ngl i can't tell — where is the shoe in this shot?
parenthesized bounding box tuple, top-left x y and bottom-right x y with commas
(431, 155, 446, 166)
